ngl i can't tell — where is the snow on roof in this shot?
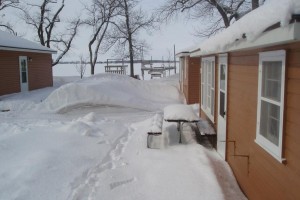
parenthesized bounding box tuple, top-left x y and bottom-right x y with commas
(176, 44, 199, 57)
(0, 30, 56, 54)
(193, 0, 300, 56)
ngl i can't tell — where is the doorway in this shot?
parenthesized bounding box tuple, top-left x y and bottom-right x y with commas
(19, 56, 28, 92)
(217, 54, 228, 160)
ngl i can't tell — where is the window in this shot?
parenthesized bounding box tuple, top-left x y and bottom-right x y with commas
(255, 50, 286, 162)
(201, 57, 215, 122)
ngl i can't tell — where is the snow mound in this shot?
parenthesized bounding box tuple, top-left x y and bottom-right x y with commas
(39, 74, 182, 113)
(148, 113, 163, 133)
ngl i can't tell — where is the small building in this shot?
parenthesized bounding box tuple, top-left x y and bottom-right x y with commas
(0, 30, 56, 96)
(180, 1, 300, 199)
(177, 49, 200, 104)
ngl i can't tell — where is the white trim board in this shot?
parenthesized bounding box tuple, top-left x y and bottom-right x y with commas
(176, 52, 190, 57)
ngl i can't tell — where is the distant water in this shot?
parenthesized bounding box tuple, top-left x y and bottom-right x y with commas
(53, 63, 178, 80)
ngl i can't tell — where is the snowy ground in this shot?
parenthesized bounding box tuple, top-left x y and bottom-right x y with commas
(0, 74, 246, 200)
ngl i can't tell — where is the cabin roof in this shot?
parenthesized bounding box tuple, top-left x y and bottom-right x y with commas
(176, 44, 200, 57)
(189, 0, 300, 57)
(0, 30, 56, 54)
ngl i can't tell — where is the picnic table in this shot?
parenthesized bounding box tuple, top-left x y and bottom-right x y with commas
(164, 104, 200, 143)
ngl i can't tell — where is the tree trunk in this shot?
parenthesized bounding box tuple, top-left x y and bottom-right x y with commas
(128, 34, 134, 77)
(91, 63, 95, 75)
(124, 0, 134, 77)
(211, 0, 230, 27)
(252, 0, 259, 10)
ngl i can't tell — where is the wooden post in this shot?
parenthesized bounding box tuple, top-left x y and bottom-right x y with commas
(174, 44, 176, 74)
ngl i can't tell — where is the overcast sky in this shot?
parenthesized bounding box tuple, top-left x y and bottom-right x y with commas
(4, 0, 203, 62)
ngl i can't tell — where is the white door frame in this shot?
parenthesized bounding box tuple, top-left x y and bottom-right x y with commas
(217, 54, 228, 160)
(19, 56, 29, 92)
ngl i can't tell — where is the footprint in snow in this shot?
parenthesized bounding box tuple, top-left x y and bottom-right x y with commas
(110, 177, 136, 190)
(97, 140, 110, 145)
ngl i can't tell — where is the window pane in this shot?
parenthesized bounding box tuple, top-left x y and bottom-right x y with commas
(21, 60, 26, 71)
(22, 72, 27, 83)
(211, 63, 215, 87)
(201, 62, 204, 84)
(262, 61, 282, 102)
(220, 64, 226, 91)
(203, 65, 207, 107)
(219, 91, 225, 118)
(260, 101, 280, 146)
(211, 89, 214, 116)
(208, 66, 211, 83)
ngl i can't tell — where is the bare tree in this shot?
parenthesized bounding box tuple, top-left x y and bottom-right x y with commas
(84, 0, 119, 75)
(75, 55, 87, 79)
(0, 0, 20, 35)
(158, 0, 263, 37)
(110, 0, 155, 77)
(20, 0, 80, 66)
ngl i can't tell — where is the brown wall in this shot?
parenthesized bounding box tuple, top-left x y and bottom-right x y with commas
(0, 50, 53, 96)
(187, 57, 200, 104)
(226, 42, 300, 200)
(182, 56, 189, 102)
(182, 56, 200, 104)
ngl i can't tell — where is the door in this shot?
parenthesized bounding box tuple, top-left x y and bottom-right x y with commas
(217, 54, 228, 160)
(19, 56, 28, 92)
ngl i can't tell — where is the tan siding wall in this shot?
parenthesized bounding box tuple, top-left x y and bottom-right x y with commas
(227, 42, 300, 200)
(0, 50, 53, 96)
(181, 56, 200, 104)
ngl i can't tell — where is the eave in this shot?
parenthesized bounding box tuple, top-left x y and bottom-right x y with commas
(191, 22, 300, 57)
(0, 45, 57, 54)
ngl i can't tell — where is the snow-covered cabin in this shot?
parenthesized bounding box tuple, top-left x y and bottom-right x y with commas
(0, 31, 56, 96)
(180, 0, 300, 199)
(176, 47, 200, 104)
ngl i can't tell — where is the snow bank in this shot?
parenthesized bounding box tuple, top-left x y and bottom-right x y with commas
(39, 74, 182, 113)
(198, 0, 300, 54)
(0, 76, 80, 112)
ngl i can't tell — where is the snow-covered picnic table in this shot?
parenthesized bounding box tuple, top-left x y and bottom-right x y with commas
(164, 104, 200, 143)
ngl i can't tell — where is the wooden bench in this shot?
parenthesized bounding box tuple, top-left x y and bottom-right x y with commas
(147, 113, 163, 149)
(147, 105, 217, 148)
(196, 120, 217, 148)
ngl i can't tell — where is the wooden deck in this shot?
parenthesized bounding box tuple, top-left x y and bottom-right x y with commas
(104, 65, 127, 75)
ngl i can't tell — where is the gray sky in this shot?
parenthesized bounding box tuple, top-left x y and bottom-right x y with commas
(4, 0, 203, 61)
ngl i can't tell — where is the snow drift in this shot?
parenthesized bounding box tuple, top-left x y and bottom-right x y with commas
(39, 74, 182, 113)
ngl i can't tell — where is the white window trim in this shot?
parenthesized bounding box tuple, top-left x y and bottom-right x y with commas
(201, 56, 215, 122)
(255, 50, 286, 163)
